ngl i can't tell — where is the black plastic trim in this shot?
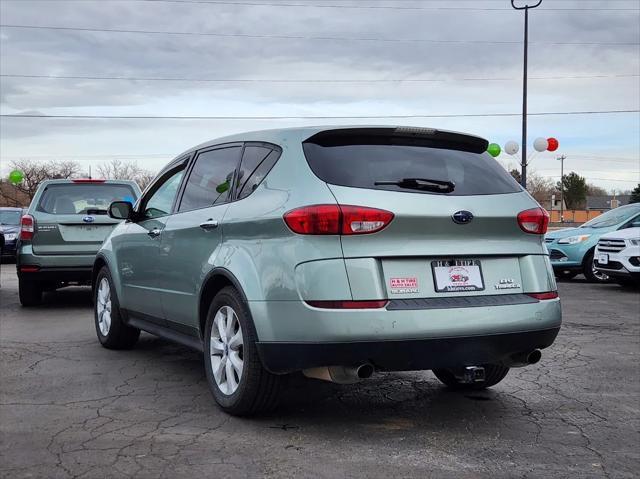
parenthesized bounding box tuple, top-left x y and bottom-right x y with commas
(256, 328, 560, 374)
(387, 293, 538, 311)
(125, 313, 204, 352)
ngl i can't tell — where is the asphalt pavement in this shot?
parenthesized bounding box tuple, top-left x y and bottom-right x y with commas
(1, 264, 638, 478)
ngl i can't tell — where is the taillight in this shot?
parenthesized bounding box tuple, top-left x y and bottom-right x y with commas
(527, 291, 559, 300)
(20, 215, 35, 240)
(517, 207, 549, 235)
(283, 204, 394, 235)
(306, 300, 388, 309)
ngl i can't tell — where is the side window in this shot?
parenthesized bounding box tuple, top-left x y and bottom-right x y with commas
(179, 146, 241, 212)
(142, 169, 185, 219)
(236, 146, 280, 200)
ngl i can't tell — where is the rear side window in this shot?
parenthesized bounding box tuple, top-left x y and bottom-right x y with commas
(179, 146, 241, 212)
(236, 146, 280, 200)
(303, 140, 522, 196)
(36, 183, 138, 215)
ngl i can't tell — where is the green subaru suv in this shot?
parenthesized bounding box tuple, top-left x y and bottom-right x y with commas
(17, 179, 140, 305)
(93, 126, 561, 415)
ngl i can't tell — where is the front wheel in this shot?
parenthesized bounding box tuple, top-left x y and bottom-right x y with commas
(204, 286, 282, 416)
(19, 278, 43, 306)
(94, 267, 140, 349)
(583, 251, 609, 283)
(432, 364, 510, 390)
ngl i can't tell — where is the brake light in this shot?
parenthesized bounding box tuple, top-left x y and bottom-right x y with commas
(20, 266, 40, 273)
(72, 179, 106, 183)
(283, 205, 394, 235)
(517, 207, 549, 235)
(306, 300, 388, 309)
(527, 291, 559, 300)
(20, 215, 35, 240)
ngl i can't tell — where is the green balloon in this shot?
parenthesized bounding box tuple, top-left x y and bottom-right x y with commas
(8, 170, 24, 184)
(487, 143, 501, 157)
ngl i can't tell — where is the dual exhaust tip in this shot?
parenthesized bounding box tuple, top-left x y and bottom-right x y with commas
(302, 350, 542, 384)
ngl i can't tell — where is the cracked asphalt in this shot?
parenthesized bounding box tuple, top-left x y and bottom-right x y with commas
(1, 265, 639, 479)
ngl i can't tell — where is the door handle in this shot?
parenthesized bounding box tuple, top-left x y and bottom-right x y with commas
(199, 219, 219, 231)
(147, 228, 162, 238)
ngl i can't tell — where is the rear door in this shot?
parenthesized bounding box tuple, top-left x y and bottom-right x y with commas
(302, 128, 545, 300)
(158, 144, 243, 329)
(31, 181, 139, 256)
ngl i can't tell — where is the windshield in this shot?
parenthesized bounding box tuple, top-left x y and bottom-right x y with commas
(0, 210, 22, 225)
(580, 204, 640, 229)
(36, 183, 138, 215)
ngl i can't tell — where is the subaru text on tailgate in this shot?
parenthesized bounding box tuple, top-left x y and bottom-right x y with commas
(93, 126, 561, 415)
(17, 179, 141, 306)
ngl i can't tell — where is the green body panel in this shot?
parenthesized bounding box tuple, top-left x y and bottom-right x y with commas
(96, 126, 561, 364)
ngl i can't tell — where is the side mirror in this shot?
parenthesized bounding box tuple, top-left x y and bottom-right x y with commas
(108, 201, 133, 220)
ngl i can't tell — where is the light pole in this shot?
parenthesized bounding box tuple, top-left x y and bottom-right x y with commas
(558, 154, 566, 222)
(511, 0, 542, 189)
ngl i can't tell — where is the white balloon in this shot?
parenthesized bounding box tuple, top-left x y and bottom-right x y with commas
(504, 140, 519, 155)
(533, 137, 548, 152)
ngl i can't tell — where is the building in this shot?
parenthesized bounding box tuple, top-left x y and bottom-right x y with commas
(586, 195, 631, 211)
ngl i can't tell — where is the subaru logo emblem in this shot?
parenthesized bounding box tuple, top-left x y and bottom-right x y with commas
(452, 210, 473, 225)
(82, 216, 95, 223)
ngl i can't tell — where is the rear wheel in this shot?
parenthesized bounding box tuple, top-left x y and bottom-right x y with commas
(94, 267, 140, 349)
(583, 251, 609, 283)
(204, 286, 282, 416)
(18, 278, 43, 307)
(432, 364, 510, 390)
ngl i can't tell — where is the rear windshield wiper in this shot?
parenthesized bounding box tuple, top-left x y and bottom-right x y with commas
(86, 208, 109, 215)
(374, 177, 455, 193)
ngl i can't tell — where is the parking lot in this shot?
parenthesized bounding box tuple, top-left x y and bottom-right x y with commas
(0, 265, 638, 479)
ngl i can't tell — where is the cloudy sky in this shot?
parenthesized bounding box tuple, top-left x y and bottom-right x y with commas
(1, 0, 639, 192)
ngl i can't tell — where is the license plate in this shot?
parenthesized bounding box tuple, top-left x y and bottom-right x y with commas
(432, 259, 484, 292)
(598, 253, 609, 265)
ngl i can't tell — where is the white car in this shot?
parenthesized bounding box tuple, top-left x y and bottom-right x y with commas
(594, 227, 640, 286)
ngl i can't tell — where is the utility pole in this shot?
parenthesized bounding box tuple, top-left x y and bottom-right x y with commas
(558, 155, 566, 222)
(511, 0, 542, 190)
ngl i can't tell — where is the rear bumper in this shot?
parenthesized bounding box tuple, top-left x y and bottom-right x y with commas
(17, 245, 95, 282)
(257, 327, 561, 374)
(17, 267, 93, 283)
(1, 240, 17, 256)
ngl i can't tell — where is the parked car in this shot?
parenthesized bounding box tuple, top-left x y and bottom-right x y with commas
(593, 227, 640, 286)
(545, 203, 640, 282)
(93, 126, 561, 415)
(17, 179, 141, 306)
(0, 206, 24, 259)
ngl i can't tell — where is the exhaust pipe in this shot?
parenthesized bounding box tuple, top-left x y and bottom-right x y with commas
(510, 349, 542, 368)
(303, 364, 374, 384)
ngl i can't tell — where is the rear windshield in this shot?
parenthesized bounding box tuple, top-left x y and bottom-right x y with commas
(303, 142, 522, 196)
(36, 183, 138, 215)
(0, 210, 22, 225)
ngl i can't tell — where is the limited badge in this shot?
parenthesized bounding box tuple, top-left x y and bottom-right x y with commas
(390, 277, 419, 294)
(494, 278, 521, 290)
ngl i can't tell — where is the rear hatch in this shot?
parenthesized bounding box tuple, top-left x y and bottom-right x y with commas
(303, 127, 546, 299)
(31, 181, 138, 256)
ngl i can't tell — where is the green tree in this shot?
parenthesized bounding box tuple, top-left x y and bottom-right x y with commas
(557, 172, 587, 209)
(630, 184, 640, 204)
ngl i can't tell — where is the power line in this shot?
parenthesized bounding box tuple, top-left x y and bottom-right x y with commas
(2, 73, 638, 84)
(1, 24, 637, 46)
(55, 0, 640, 12)
(1, 110, 638, 120)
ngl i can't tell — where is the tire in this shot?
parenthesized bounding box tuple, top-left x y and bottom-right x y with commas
(432, 364, 510, 390)
(19, 278, 43, 306)
(583, 251, 609, 283)
(203, 286, 282, 416)
(555, 270, 577, 281)
(94, 266, 140, 349)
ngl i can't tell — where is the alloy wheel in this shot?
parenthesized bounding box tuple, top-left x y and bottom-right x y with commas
(96, 278, 112, 336)
(210, 305, 244, 395)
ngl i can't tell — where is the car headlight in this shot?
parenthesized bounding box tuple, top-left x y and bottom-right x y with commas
(3, 233, 17, 241)
(628, 238, 640, 246)
(557, 234, 591, 245)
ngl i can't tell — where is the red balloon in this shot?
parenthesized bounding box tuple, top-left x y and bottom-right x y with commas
(547, 137, 559, 151)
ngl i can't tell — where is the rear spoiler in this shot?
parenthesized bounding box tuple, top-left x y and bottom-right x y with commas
(304, 127, 489, 154)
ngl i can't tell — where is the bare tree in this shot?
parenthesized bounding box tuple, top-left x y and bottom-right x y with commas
(586, 184, 608, 196)
(526, 171, 556, 205)
(97, 159, 156, 190)
(0, 159, 81, 205)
